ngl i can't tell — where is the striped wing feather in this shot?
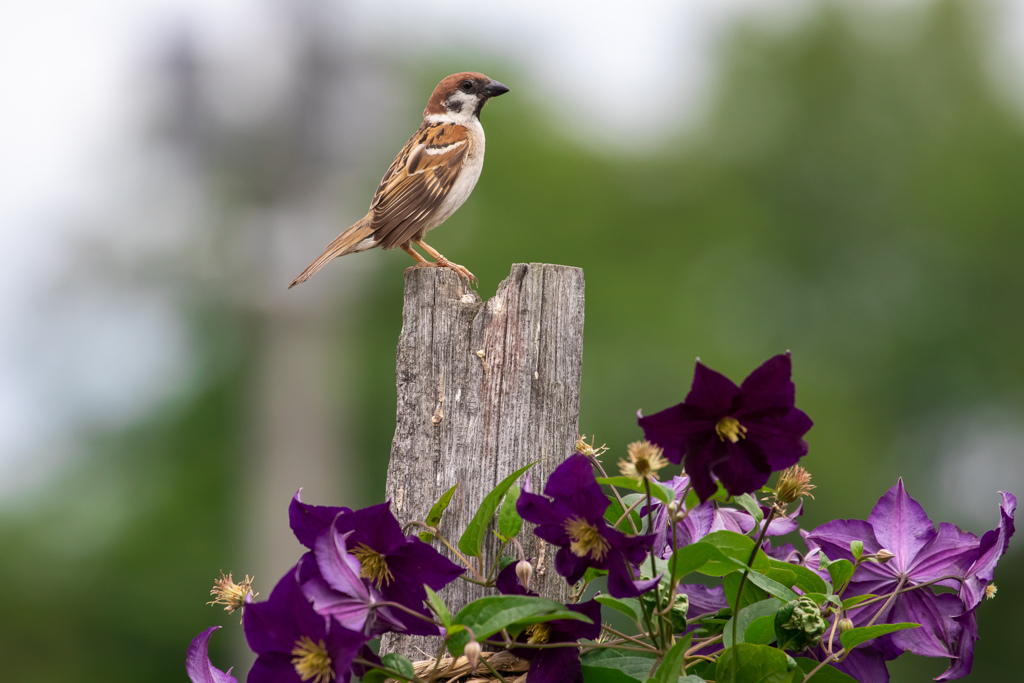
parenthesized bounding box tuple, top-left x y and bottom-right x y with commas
(370, 123, 468, 249)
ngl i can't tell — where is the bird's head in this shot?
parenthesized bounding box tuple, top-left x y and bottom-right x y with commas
(424, 72, 509, 124)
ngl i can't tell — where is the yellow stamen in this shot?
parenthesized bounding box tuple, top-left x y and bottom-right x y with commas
(715, 416, 747, 443)
(775, 465, 816, 505)
(207, 571, 257, 621)
(619, 440, 669, 481)
(526, 623, 551, 644)
(351, 543, 394, 588)
(564, 516, 610, 561)
(985, 583, 998, 600)
(291, 635, 335, 683)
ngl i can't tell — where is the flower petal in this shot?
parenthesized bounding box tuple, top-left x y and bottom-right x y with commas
(738, 353, 796, 414)
(868, 480, 937, 574)
(687, 361, 743, 415)
(186, 627, 238, 683)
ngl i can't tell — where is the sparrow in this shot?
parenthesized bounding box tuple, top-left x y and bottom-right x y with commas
(288, 72, 510, 289)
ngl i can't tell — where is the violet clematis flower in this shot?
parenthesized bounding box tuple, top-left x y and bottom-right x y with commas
(290, 495, 464, 636)
(805, 481, 1016, 680)
(638, 353, 813, 501)
(186, 626, 238, 683)
(517, 452, 657, 598)
(243, 569, 368, 683)
(959, 491, 1016, 611)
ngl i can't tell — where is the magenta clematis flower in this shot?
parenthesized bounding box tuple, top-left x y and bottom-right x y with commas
(516, 452, 657, 598)
(805, 481, 1016, 680)
(639, 353, 813, 501)
(290, 494, 464, 636)
(186, 626, 238, 683)
(243, 569, 368, 683)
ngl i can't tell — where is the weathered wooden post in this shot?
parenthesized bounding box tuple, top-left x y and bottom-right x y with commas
(381, 263, 585, 659)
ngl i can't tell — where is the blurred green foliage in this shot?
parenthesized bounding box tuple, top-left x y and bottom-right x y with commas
(2, 1, 1021, 680)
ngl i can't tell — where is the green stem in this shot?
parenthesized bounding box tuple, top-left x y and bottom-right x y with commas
(588, 453, 640, 534)
(730, 506, 776, 683)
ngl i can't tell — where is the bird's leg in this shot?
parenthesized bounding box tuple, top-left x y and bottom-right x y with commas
(414, 239, 478, 286)
(401, 243, 438, 272)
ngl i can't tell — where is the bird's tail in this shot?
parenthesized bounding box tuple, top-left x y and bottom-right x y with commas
(288, 213, 375, 289)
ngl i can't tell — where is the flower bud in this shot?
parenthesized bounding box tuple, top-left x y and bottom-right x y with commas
(515, 560, 533, 593)
(874, 549, 896, 564)
(774, 596, 827, 652)
(464, 640, 481, 672)
(838, 617, 854, 633)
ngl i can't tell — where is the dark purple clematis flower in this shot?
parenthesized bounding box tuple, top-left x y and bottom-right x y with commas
(295, 526, 404, 637)
(243, 569, 368, 683)
(290, 495, 464, 636)
(805, 481, 1016, 680)
(186, 626, 238, 683)
(638, 353, 813, 501)
(512, 599, 602, 683)
(517, 452, 657, 598)
(494, 562, 602, 683)
(289, 489, 351, 549)
(332, 501, 464, 635)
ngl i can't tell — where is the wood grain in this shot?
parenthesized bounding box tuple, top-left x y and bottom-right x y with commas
(381, 263, 585, 658)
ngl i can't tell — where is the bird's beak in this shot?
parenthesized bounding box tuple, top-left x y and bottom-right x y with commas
(483, 80, 510, 98)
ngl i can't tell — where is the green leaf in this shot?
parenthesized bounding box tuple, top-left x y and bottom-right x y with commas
(765, 567, 797, 590)
(841, 594, 877, 610)
(698, 530, 770, 576)
(654, 635, 692, 683)
(668, 542, 722, 581)
(596, 477, 675, 505)
(850, 540, 864, 562)
(792, 658, 859, 682)
(767, 559, 830, 596)
(582, 657, 658, 680)
(381, 653, 416, 680)
(595, 595, 642, 623)
(606, 496, 642, 534)
(419, 483, 458, 542)
(723, 598, 782, 647)
(580, 664, 645, 682)
(733, 494, 764, 524)
(715, 643, 800, 683)
(840, 622, 919, 651)
(498, 485, 523, 539)
(724, 571, 769, 611)
(458, 462, 537, 557)
(826, 559, 855, 592)
(424, 585, 451, 627)
(743, 569, 799, 603)
(744, 614, 777, 645)
(453, 595, 593, 639)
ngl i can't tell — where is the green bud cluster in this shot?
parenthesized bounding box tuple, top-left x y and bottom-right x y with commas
(774, 596, 827, 652)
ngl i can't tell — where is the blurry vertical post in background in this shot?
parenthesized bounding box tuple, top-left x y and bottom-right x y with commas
(381, 263, 584, 659)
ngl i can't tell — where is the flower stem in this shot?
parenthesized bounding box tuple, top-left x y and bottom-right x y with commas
(730, 506, 776, 683)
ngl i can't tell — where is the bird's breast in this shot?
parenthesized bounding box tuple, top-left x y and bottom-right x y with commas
(423, 121, 486, 233)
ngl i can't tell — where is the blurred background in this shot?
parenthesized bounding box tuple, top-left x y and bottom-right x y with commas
(2, 0, 1022, 680)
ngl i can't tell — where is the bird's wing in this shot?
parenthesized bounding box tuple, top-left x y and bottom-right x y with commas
(369, 122, 469, 249)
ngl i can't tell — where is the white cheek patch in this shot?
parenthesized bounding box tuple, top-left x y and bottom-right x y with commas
(442, 92, 480, 124)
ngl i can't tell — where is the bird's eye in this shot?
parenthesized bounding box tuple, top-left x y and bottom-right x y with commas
(459, 80, 474, 93)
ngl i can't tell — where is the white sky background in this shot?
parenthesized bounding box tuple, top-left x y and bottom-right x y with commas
(1, 0, 1023, 517)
